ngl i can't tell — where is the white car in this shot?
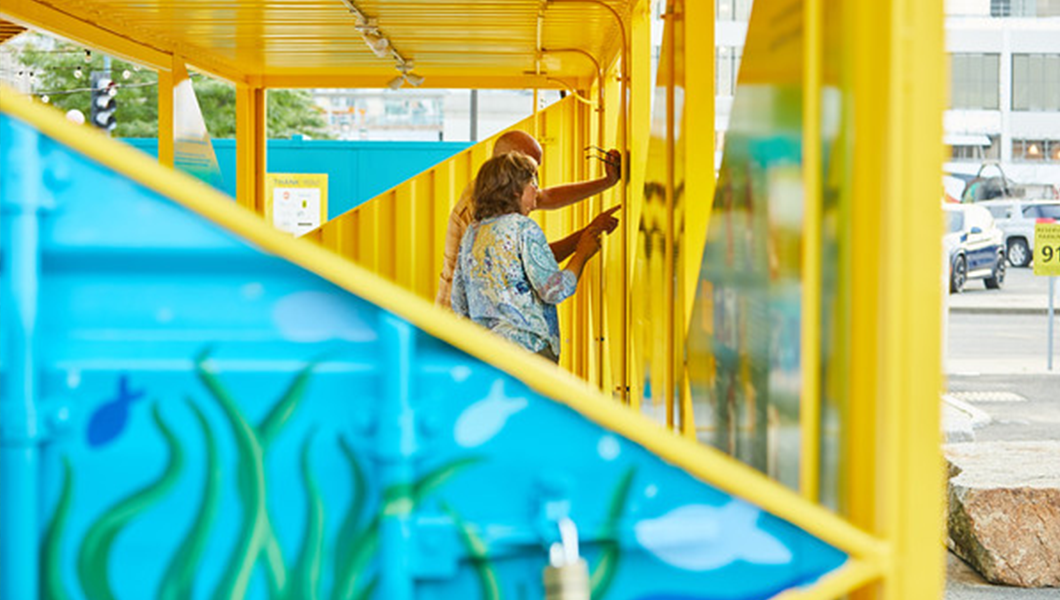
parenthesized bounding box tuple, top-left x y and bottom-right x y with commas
(943, 204, 1006, 293)
(977, 199, 1060, 267)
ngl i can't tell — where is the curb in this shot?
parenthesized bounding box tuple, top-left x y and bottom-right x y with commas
(949, 306, 1052, 315)
(942, 393, 992, 428)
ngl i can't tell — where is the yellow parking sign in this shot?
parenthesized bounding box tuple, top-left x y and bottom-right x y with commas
(1034, 222, 1060, 276)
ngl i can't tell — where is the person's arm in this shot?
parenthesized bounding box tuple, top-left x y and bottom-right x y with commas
(562, 230, 602, 282)
(536, 149, 621, 211)
(547, 205, 621, 262)
(451, 263, 469, 317)
(521, 222, 579, 305)
(435, 192, 473, 307)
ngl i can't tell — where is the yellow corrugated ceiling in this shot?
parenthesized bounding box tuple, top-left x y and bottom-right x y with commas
(1, 0, 636, 87)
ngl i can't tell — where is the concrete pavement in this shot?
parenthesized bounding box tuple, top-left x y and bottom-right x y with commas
(944, 273, 1060, 599)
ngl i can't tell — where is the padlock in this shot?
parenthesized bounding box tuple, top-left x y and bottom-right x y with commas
(543, 518, 590, 600)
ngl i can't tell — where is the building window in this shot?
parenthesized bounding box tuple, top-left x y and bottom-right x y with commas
(951, 135, 1001, 161)
(716, 0, 753, 22)
(1012, 54, 1060, 111)
(716, 46, 743, 97)
(1012, 139, 1060, 162)
(991, 0, 1060, 16)
(950, 54, 1000, 110)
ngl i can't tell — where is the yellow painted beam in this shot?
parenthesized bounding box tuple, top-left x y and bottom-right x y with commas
(679, 0, 714, 440)
(236, 84, 267, 215)
(156, 57, 175, 168)
(253, 72, 579, 90)
(0, 0, 246, 84)
(0, 0, 168, 69)
(773, 560, 884, 600)
(800, 0, 824, 503)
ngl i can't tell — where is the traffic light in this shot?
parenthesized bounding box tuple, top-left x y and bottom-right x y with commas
(89, 72, 117, 133)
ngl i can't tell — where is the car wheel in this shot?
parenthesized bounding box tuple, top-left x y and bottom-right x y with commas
(1008, 238, 1030, 267)
(985, 251, 1005, 289)
(950, 256, 966, 294)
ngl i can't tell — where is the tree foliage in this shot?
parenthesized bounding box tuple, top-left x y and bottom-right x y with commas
(16, 34, 331, 139)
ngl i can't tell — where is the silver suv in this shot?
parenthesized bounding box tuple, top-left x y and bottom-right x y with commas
(977, 199, 1060, 267)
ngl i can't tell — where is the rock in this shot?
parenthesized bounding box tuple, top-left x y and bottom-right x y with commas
(945, 441, 1060, 588)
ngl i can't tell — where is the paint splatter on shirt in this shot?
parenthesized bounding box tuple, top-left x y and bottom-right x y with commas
(451, 213, 576, 357)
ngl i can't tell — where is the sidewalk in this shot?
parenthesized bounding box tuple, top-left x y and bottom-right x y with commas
(947, 268, 1056, 315)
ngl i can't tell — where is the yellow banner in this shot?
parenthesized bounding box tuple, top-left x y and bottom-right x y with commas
(1034, 222, 1060, 276)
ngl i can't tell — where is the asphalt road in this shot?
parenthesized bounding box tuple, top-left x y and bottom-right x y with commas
(944, 266, 1060, 599)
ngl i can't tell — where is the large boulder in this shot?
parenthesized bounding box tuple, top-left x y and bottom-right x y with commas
(945, 441, 1060, 588)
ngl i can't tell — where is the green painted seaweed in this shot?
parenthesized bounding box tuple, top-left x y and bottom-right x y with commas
(589, 467, 636, 600)
(195, 350, 280, 600)
(40, 456, 74, 600)
(159, 399, 222, 600)
(258, 357, 325, 450)
(331, 457, 483, 600)
(77, 404, 185, 600)
(444, 503, 502, 600)
(332, 435, 368, 591)
(292, 430, 325, 600)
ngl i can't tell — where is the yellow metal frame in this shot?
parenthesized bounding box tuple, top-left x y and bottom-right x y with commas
(0, 0, 948, 595)
(4, 90, 891, 600)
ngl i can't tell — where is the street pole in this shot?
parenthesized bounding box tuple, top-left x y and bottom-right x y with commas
(1049, 276, 1055, 371)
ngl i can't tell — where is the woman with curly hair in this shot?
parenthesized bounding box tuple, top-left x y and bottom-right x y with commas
(451, 152, 619, 363)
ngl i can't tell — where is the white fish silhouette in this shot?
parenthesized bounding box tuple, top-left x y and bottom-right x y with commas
(635, 501, 792, 571)
(454, 380, 527, 447)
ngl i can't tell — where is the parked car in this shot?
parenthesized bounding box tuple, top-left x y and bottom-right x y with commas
(977, 199, 1060, 267)
(943, 204, 1006, 293)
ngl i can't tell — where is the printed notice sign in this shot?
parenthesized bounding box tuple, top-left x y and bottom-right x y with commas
(265, 174, 328, 236)
(1034, 221, 1060, 276)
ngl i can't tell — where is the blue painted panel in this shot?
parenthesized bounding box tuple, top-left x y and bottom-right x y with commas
(2, 113, 846, 600)
(121, 138, 470, 218)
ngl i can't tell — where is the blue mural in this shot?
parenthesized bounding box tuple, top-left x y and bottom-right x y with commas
(1, 109, 847, 600)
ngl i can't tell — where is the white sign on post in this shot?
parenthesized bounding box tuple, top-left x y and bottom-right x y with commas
(265, 174, 328, 237)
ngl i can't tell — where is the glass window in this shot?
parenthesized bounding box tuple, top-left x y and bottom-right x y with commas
(991, 0, 1060, 15)
(946, 210, 965, 233)
(986, 206, 1008, 219)
(951, 54, 1000, 109)
(716, 46, 743, 97)
(1026, 204, 1060, 219)
(951, 134, 1001, 161)
(716, 0, 754, 21)
(1012, 54, 1060, 111)
(1012, 139, 1059, 162)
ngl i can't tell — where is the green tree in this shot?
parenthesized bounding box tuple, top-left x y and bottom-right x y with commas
(16, 34, 331, 139)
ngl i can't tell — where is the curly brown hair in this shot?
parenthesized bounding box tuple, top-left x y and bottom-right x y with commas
(472, 152, 538, 221)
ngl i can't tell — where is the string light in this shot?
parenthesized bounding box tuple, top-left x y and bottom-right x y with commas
(74, 66, 83, 79)
(41, 95, 49, 104)
(83, 49, 92, 63)
(122, 69, 131, 80)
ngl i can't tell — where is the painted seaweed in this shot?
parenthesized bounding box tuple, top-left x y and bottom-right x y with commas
(291, 430, 325, 600)
(159, 399, 223, 600)
(40, 456, 74, 600)
(591, 467, 637, 600)
(77, 403, 185, 600)
(444, 503, 502, 600)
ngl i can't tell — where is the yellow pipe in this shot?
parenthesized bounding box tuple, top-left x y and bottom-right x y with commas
(550, 0, 631, 405)
(800, 0, 824, 502)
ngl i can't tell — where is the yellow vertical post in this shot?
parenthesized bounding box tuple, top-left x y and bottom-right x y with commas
(156, 56, 175, 168)
(879, 0, 946, 597)
(800, 0, 823, 502)
(236, 84, 267, 214)
(847, 0, 946, 597)
(679, 0, 714, 440)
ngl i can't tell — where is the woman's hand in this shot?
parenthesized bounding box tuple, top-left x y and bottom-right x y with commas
(585, 205, 621, 237)
(576, 226, 603, 259)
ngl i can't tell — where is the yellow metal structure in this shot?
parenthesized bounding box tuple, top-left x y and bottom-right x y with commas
(0, 0, 947, 597)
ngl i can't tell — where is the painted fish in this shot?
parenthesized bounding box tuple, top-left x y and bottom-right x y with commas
(86, 375, 146, 447)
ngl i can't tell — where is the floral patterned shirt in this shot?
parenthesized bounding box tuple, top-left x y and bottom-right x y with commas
(451, 213, 577, 356)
